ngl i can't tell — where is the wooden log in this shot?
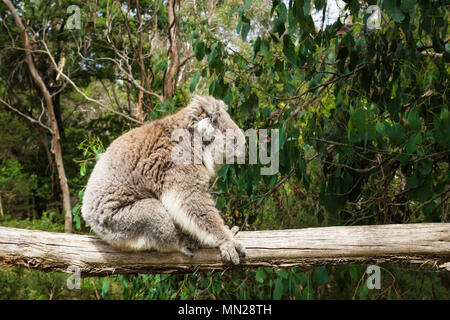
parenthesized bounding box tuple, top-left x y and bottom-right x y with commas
(0, 223, 449, 277)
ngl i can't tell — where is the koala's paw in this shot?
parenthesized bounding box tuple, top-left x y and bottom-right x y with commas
(219, 240, 246, 265)
(225, 226, 246, 257)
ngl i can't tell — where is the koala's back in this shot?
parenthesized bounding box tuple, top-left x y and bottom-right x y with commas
(81, 116, 176, 228)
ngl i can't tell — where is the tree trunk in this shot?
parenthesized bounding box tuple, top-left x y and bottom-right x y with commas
(137, 89, 144, 123)
(164, 0, 180, 99)
(52, 90, 65, 141)
(3, 0, 72, 233)
(135, 0, 152, 119)
(0, 194, 3, 217)
(0, 223, 448, 276)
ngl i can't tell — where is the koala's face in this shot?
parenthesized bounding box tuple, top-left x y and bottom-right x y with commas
(189, 99, 246, 166)
(208, 108, 246, 164)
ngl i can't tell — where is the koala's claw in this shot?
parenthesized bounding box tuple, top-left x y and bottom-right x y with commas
(219, 240, 246, 265)
(229, 226, 240, 236)
(219, 241, 239, 265)
(235, 242, 246, 257)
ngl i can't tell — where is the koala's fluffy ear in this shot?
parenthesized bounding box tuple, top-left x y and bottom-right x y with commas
(210, 111, 219, 124)
(216, 100, 228, 112)
(188, 112, 204, 130)
(188, 95, 228, 117)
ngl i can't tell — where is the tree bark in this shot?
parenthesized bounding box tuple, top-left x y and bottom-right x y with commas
(135, 0, 152, 120)
(51, 90, 65, 141)
(0, 223, 448, 277)
(3, 0, 72, 233)
(164, 0, 180, 99)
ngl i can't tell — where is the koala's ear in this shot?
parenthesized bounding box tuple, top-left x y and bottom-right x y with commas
(210, 111, 219, 124)
(188, 117, 206, 134)
(218, 101, 228, 112)
(199, 111, 207, 119)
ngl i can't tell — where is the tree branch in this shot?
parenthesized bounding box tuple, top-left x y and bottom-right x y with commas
(0, 223, 448, 276)
(40, 40, 144, 125)
(0, 97, 53, 133)
(164, 0, 180, 99)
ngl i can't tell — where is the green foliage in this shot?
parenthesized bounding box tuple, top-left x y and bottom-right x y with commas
(195, 0, 449, 226)
(72, 263, 448, 300)
(102, 267, 324, 300)
(0, 211, 64, 233)
(0, 159, 37, 200)
(0, 267, 109, 300)
(0, 159, 51, 217)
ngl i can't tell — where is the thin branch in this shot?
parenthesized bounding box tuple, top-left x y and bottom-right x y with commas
(40, 40, 143, 125)
(287, 64, 366, 120)
(322, 160, 380, 173)
(179, 54, 194, 68)
(0, 96, 53, 133)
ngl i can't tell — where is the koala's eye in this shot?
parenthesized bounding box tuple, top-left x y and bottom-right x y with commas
(234, 136, 238, 144)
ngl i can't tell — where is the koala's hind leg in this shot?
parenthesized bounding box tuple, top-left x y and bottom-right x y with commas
(104, 198, 198, 256)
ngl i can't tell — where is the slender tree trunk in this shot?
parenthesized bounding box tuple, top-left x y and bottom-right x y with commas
(135, 0, 152, 120)
(208, 0, 217, 25)
(37, 126, 55, 177)
(125, 81, 133, 114)
(36, 126, 60, 204)
(137, 89, 144, 123)
(52, 91, 65, 141)
(3, 0, 72, 232)
(0, 193, 4, 217)
(133, 0, 144, 122)
(164, 0, 180, 99)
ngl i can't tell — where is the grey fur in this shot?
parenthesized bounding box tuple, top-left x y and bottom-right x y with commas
(81, 95, 246, 264)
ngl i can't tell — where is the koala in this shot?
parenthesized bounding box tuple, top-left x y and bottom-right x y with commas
(81, 95, 247, 264)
